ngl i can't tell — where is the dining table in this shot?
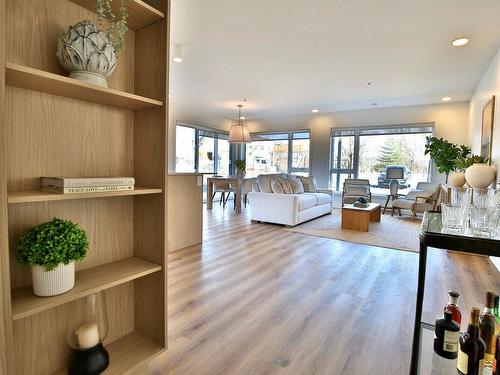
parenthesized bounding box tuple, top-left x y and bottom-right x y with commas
(207, 176, 253, 213)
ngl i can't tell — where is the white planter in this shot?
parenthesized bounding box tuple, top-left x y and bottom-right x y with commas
(31, 262, 75, 297)
(448, 171, 466, 187)
(464, 163, 496, 189)
(56, 20, 117, 87)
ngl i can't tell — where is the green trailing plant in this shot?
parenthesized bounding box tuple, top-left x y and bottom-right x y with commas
(455, 154, 489, 171)
(96, 0, 128, 52)
(235, 159, 246, 171)
(16, 218, 89, 271)
(424, 136, 470, 182)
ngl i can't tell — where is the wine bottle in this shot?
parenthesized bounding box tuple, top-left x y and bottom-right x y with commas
(458, 307, 486, 375)
(494, 295, 500, 325)
(434, 309, 460, 358)
(494, 334, 500, 375)
(480, 292, 497, 374)
(444, 290, 462, 325)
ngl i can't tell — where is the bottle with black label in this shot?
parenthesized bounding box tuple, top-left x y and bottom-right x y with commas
(434, 309, 460, 359)
(458, 307, 486, 375)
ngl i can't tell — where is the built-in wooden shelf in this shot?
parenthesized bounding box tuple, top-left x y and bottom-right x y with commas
(51, 331, 165, 375)
(8, 187, 163, 204)
(11, 257, 162, 321)
(5, 63, 163, 110)
(70, 0, 164, 30)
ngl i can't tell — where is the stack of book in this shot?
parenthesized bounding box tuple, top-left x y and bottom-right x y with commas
(41, 177, 135, 194)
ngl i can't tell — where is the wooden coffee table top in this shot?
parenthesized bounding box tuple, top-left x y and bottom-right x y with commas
(342, 203, 381, 212)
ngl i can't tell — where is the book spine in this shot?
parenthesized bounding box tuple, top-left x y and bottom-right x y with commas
(41, 177, 135, 188)
(41, 185, 134, 194)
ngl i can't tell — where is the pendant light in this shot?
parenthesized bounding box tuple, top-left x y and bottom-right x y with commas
(229, 105, 251, 143)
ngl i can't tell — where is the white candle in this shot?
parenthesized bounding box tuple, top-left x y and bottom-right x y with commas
(76, 322, 100, 349)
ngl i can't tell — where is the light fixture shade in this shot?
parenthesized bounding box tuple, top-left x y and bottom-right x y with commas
(229, 105, 251, 143)
(229, 125, 251, 143)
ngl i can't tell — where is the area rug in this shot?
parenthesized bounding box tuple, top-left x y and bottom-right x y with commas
(284, 209, 421, 253)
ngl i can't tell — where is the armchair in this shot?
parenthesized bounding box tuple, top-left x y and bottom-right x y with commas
(391, 182, 441, 220)
(342, 179, 372, 206)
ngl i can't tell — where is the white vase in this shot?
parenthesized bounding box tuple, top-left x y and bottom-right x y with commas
(31, 261, 75, 297)
(464, 163, 496, 189)
(56, 20, 117, 87)
(448, 171, 466, 187)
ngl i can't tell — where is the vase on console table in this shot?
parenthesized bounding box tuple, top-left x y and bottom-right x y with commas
(464, 163, 495, 189)
(448, 171, 466, 188)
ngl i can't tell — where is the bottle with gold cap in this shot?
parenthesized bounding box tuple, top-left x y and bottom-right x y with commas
(458, 307, 486, 375)
(480, 292, 497, 374)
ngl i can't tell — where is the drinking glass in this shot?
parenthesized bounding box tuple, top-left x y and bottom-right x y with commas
(472, 188, 495, 208)
(450, 187, 472, 206)
(441, 203, 469, 234)
(469, 207, 500, 238)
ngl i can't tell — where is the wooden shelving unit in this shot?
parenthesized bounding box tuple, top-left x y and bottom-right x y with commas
(8, 187, 163, 204)
(5, 63, 163, 110)
(51, 331, 165, 375)
(12, 257, 162, 320)
(0, 0, 169, 374)
(70, 0, 165, 31)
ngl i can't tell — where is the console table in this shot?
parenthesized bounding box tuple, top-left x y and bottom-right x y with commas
(410, 211, 500, 374)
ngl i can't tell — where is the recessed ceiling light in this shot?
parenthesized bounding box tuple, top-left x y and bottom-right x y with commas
(441, 96, 452, 102)
(173, 57, 183, 63)
(451, 38, 469, 47)
(240, 116, 245, 120)
(312, 109, 319, 113)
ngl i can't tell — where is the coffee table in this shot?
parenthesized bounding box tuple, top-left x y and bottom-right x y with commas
(341, 203, 382, 232)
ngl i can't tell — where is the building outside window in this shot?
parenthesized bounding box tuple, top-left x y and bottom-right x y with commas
(245, 131, 310, 177)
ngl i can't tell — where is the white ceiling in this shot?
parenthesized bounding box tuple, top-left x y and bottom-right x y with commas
(169, 0, 500, 127)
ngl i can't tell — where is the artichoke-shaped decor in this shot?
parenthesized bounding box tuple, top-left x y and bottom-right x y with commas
(56, 20, 118, 87)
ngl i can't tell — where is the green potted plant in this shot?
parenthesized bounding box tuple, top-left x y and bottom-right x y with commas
(16, 218, 89, 297)
(235, 159, 246, 177)
(424, 136, 470, 184)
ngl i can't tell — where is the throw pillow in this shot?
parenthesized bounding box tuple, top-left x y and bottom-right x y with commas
(271, 179, 284, 194)
(286, 176, 305, 194)
(299, 176, 318, 193)
(277, 176, 293, 194)
(345, 184, 369, 196)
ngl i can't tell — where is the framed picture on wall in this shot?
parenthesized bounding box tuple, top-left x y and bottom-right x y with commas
(481, 95, 495, 163)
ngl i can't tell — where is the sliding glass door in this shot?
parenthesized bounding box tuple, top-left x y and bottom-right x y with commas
(330, 130, 356, 191)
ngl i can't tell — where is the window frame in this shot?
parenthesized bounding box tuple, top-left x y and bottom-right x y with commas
(245, 130, 311, 175)
(175, 122, 233, 175)
(329, 123, 435, 191)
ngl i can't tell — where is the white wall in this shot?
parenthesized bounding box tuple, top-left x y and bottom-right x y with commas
(246, 102, 470, 187)
(468, 48, 500, 182)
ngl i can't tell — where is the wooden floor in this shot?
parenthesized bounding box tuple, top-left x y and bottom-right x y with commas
(151, 204, 500, 375)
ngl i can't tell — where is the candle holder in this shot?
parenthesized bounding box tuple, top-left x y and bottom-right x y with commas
(67, 292, 110, 375)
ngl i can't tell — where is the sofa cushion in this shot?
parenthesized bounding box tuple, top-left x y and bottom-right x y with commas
(275, 176, 292, 194)
(299, 176, 318, 193)
(271, 179, 284, 194)
(313, 192, 332, 205)
(257, 173, 286, 193)
(297, 194, 318, 211)
(287, 176, 305, 194)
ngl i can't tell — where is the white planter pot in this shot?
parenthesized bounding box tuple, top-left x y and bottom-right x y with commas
(56, 20, 117, 87)
(464, 163, 496, 189)
(31, 262, 75, 297)
(448, 171, 466, 187)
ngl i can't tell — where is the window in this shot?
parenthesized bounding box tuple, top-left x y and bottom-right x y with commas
(175, 125, 196, 172)
(175, 124, 231, 175)
(245, 131, 310, 177)
(330, 124, 433, 193)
